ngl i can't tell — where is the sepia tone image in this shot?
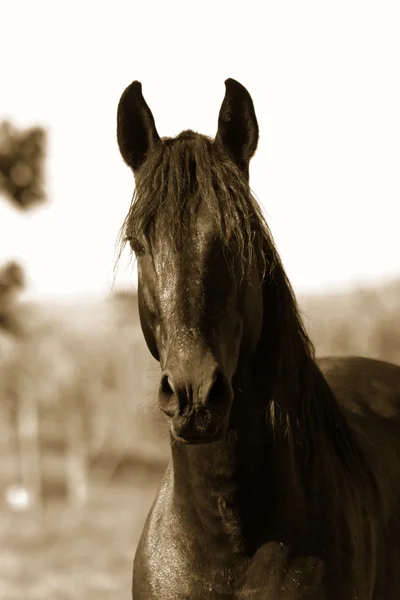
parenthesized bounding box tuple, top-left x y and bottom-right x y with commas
(1, 2, 400, 599)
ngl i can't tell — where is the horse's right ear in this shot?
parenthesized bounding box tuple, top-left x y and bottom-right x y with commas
(117, 81, 160, 172)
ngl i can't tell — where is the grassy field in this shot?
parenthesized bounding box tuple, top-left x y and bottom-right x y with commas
(0, 465, 163, 600)
(0, 279, 399, 599)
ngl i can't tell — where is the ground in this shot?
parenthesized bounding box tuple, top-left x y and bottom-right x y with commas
(0, 463, 164, 600)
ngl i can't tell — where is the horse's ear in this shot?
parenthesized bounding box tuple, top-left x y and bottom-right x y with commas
(117, 81, 160, 172)
(215, 78, 259, 175)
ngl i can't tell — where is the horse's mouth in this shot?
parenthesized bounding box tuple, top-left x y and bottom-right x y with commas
(172, 432, 223, 445)
(170, 422, 224, 444)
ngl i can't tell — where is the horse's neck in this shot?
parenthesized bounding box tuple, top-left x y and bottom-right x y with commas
(170, 363, 308, 557)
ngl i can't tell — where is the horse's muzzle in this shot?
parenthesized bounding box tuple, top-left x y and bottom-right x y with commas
(158, 361, 233, 443)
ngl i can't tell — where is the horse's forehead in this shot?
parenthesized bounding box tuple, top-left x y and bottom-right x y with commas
(152, 204, 220, 261)
(147, 211, 224, 315)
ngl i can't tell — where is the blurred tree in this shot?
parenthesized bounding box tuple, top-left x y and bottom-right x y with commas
(0, 120, 47, 210)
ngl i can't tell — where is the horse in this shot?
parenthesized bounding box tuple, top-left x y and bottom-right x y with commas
(116, 78, 400, 599)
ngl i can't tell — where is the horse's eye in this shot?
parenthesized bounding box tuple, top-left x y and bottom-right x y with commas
(127, 237, 146, 256)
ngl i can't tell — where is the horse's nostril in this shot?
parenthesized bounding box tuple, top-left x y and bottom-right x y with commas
(207, 370, 231, 407)
(159, 373, 178, 418)
(160, 373, 175, 396)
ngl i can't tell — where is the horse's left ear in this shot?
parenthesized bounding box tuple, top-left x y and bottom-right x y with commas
(117, 80, 160, 172)
(215, 78, 259, 175)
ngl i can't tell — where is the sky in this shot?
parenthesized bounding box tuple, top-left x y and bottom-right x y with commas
(0, 0, 399, 301)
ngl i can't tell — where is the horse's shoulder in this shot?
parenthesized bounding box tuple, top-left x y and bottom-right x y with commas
(316, 355, 400, 419)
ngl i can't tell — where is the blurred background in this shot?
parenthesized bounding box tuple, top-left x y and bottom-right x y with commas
(0, 1, 399, 598)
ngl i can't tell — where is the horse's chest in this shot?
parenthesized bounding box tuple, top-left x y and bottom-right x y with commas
(133, 510, 244, 599)
(132, 511, 326, 600)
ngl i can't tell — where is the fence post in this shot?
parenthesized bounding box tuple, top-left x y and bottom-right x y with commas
(64, 394, 88, 507)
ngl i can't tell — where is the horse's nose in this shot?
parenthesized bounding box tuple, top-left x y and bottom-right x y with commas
(158, 362, 233, 441)
(160, 368, 225, 413)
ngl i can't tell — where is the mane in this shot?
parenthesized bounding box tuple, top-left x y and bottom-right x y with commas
(119, 130, 381, 596)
